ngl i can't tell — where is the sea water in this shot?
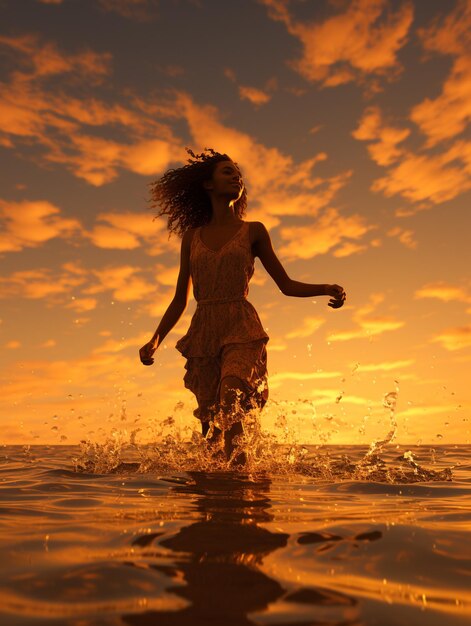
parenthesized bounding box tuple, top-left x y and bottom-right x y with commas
(0, 435, 470, 626)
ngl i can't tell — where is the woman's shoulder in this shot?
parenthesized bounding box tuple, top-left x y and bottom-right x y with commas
(181, 226, 200, 249)
(247, 221, 267, 243)
(184, 226, 201, 237)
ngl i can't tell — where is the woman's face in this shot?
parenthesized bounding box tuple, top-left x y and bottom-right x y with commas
(205, 160, 244, 201)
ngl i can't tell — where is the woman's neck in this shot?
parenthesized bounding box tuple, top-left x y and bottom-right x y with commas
(207, 199, 240, 226)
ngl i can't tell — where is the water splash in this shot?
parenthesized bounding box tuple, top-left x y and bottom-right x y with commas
(73, 386, 452, 483)
(353, 382, 400, 475)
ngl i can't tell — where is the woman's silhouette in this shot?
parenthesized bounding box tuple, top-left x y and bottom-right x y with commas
(139, 148, 346, 466)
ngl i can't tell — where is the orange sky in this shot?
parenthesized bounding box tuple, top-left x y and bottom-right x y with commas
(1, 0, 470, 445)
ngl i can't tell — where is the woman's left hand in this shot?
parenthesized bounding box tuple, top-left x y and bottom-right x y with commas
(326, 284, 346, 308)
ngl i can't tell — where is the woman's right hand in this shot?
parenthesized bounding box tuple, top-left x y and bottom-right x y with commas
(139, 336, 159, 366)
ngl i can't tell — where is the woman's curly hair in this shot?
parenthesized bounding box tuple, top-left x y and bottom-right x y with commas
(148, 147, 247, 238)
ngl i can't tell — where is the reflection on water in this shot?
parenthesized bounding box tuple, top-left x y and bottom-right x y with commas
(123, 472, 359, 625)
(123, 472, 290, 625)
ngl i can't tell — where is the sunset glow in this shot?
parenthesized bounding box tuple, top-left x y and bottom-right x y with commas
(1, 0, 470, 445)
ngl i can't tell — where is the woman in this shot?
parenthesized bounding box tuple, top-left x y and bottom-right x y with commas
(140, 148, 346, 467)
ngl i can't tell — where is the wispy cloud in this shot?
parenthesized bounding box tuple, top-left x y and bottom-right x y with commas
(84, 211, 174, 255)
(415, 282, 471, 304)
(387, 226, 417, 249)
(0, 199, 80, 253)
(353, 105, 471, 208)
(0, 260, 174, 313)
(173, 92, 365, 250)
(175, 91, 350, 201)
(411, 0, 471, 146)
(354, 359, 415, 372)
(0, 348, 140, 404)
(285, 315, 325, 339)
(98, 0, 159, 21)
(85, 265, 163, 303)
(328, 292, 404, 341)
(260, 0, 413, 89)
(0, 34, 182, 185)
(352, 105, 410, 166)
(277, 208, 374, 260)
(0, 265, 87, 301)
(270, 369, 341, 389)
(352, 2, 471, 211)
(432, 326, 471, 351)
(4, 340, 21, 349)
(224, 68, 277, 106)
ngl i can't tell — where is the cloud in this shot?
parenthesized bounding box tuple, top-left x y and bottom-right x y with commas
(157, 64, 185, 77)
(387, 226, 417, 249)
(0, 350, 140, 404)
(267, 341, 287, 351)
(411, 56, 471, 147)
(224, 68, 276, 106)
(171, 92, 371, 256)
(285, 315, 325, 339)
(0, 260, 174, 313)
(328, 318, 404, 341)
(352, 3, 471, 209)
(260, 0, 413, 88)
(256, 170, 353, 217)
(270, 369, 341, 389)
(98, 0, 159, 21)
(153, 263, 180, 287)
(415, 282, 471, 304)
(332, 242, 368, 258)
(46, 134, 182, 187)
(411, 0, 471, 146)
(39, 339, 57, 348)
(66, 297, 98, 313)
(432, 326, 471, 351)
(353, 105, 471, 207)
(238, 85, 272, 106)
(0, 266, 86, 301)
(0, 199, 81, 253)
(277, 207, 374, 260)
(399, 403, 461, 419)
(85, 211, 173, 255)
(92, 333, 150, 355)
(355, 359, 415, 372)
(304, 388, 370, 407)
(328, 292, 405, 341)
(175, 91, 351, 205)
(372, 142, 471, 206)
(85, 265, 162, 303)
(0, 35, 183, 185)
(352, 105, 410, 166)
(5, 340, 21, 349)
(0, 34, 111, 82)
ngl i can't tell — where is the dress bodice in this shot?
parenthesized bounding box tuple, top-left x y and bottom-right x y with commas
(175, 221, 269, 358)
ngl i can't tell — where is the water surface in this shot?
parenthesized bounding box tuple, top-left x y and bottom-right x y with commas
(0, 444, 470, 625)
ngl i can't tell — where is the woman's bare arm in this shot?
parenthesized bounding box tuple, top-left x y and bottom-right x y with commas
(252, 222, 345, 304)
(152, 229, 193, 341)
(140, 229, 194, 364)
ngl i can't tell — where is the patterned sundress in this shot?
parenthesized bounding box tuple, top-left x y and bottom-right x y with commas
(175, 221, 269, 424)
